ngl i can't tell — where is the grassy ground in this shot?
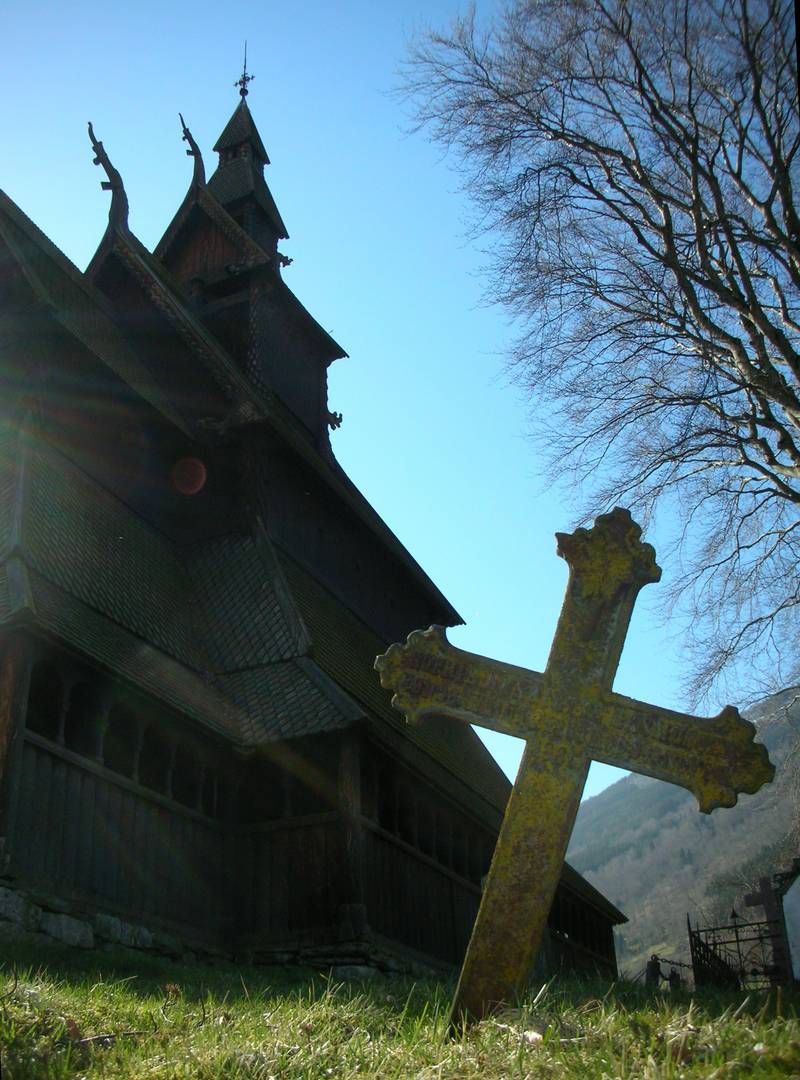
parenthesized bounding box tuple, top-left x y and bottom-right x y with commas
(0, 938, 798, 1078)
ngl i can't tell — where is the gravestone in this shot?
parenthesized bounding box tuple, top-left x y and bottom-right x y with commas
(375, 509, 774, 1025)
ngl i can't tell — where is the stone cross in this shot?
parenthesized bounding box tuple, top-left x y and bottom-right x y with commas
(374, 509, 774, 1026)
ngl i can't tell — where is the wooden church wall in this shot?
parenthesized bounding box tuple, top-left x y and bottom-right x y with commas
(234, 734, 342, 943)
(0, 633, 622, 971)
(360, 824, 480, 964)
(547, 888, 618, 975)
(231, 730, 492, 961)
(12, 735, 226, 935)
(6, 645, 230, 940)
(164, 212, 241, 286)
(358, 737, 494, 965)
(235, 813, 340, 942)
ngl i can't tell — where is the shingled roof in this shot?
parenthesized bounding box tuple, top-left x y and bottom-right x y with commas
(25, 570, 245, 741)
(0, 421, 476, 780)
(0, 426, 341, 745)
(277, 552, 512, 816)
(184, 531, 307, 672)
(0, 427, 205, 670)
(0, 192, 188, 434)
(217, 660, 355, 742)
(213, 98, 270, 163)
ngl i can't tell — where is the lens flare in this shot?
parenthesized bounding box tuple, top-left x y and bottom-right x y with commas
(171, 457, 207, 496)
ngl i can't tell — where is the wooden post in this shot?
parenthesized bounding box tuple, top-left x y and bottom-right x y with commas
(337, 729, 367, 940)
(95, 702, 110, 764)
(221, 754, 242, 943)
(0, 631, 34, 875)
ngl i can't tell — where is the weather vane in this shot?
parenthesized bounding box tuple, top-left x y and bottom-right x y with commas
(235, 41, 254, 98)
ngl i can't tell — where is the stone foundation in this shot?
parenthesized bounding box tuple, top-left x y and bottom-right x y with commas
(0, 880, 443, 979)
(0, 881, 221, 962)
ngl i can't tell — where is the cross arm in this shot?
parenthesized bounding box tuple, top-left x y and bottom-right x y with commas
(585, 693, 775, 812)
(374, 626, 544, 740)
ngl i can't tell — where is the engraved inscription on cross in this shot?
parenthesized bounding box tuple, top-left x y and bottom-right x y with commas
(374, 509, 774, 1026)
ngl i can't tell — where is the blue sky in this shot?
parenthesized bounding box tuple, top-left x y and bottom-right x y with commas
(1, 0, 701, 800)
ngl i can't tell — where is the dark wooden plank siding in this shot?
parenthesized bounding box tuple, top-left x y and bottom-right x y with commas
(10, 738, 225, 938)
(236, 817, 339, 942)
(163, 214, 241, 285)
(362, 823, 480, 964)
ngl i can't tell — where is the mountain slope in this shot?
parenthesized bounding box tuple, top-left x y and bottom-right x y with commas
(567, 689, 798, 974)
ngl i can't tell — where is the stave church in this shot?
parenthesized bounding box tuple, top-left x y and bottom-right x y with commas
(0, 82, 625, 973)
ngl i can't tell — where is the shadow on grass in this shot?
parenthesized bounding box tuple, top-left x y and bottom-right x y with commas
(0, 935, 323, 1005)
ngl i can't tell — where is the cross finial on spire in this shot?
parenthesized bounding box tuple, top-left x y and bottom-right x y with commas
(235, 41, 254, 98)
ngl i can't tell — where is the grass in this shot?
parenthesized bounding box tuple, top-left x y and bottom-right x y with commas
(0, 938, 798, 1078)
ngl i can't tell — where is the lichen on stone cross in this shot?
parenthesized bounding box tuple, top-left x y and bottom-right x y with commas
(374, 508, 774, 1027)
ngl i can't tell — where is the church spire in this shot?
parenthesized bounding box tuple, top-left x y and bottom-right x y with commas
(212, 96, 270, 167)
(207, 63, 288, 250)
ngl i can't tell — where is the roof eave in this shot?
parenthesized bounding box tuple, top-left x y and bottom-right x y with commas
(274, 276, 348, 362)
(560, 860, 628, 924)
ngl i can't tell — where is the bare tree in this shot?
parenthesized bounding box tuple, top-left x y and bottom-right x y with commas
(404, 0, 799, 702)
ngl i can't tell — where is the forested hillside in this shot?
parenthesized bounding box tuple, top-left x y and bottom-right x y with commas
(568, 689, 798, 975)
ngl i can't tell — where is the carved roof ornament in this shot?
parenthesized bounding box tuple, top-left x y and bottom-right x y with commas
(86, 122, 128, 232)
(235, 41, 254, 99)
(87, 122, 130, 233)
(179, 113, 206, 187)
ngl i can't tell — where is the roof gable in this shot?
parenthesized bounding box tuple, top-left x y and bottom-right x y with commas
(0, 191, 188, 434)
(86, 225, 269, 427)
(154, 181, 271, 274)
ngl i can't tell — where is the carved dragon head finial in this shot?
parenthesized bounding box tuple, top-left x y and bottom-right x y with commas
(87, 122, 129, 232)
(179, 113, 206, 187)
